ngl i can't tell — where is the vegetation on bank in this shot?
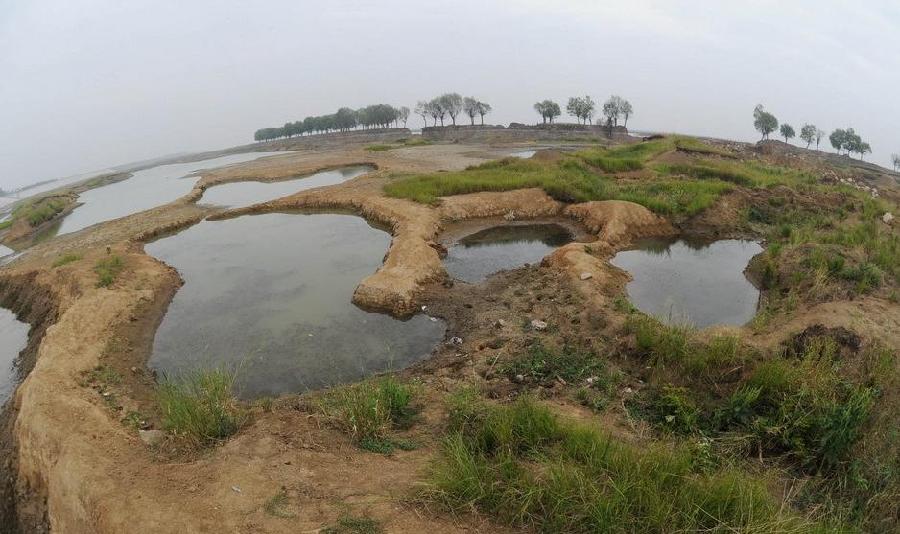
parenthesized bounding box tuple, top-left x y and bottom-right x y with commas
(94, 255, 124, 287)
(384, 136, 821, 216)
(427, 394, 837, 532)
(157, 367, 247, 446)
(319, 377, 418, 454)
(2, 195, 70, 230)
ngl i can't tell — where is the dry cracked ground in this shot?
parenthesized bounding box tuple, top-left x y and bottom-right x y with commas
(0, 131, 898, 533)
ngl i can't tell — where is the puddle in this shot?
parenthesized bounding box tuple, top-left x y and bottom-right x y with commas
(0, 307, 29, 404)
(509, 150, 536, 158)
(57, 152, 282, 235)
(0, 244, 14, 259)
(200, 165, 372, 208)
(443, 223, 574, 283)
(147, 213, 445, 398)
(610, 238, 763, 327)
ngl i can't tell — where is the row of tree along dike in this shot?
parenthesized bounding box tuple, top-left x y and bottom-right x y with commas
(254, 104, 412, 142)
(252, 92, 637, 142)
(752, 104, 875, 160)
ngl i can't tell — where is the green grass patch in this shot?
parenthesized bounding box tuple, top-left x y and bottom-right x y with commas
(0, 220, 11, 231)
(501, 342, 606, 384)
(94, 255, 124, 287)
(263, 489, 295, 518)
(427, 396, 834, 532)
(674, 137, 736, 157)
(11, 196, 68, 227)
(364, 144, 393, 152)
(52, 253, 82, 268)
(157, 367, 247, 446)
(322, 514, 384, 534)
(320, 376, 417, 453)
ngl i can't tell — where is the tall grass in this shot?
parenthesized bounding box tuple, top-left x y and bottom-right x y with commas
(427, 397, 834, 532)
(320, 376, 417, 452)
(157, 367, 247, 446)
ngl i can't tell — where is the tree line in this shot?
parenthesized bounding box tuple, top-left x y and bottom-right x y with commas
(414, 94, 492, 127)
(533, 95, 633, 128)
(753, 105, 872, 160)
(254, 104, 411, 142)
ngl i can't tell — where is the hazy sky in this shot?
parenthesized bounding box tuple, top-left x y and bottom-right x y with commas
(2, 0, 898, 190)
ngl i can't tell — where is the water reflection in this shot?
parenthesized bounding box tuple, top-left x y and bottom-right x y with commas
(147, 213, 444, 398)
(200, 165, 372, 208)
(610, 238, 763, 327)
(444, 223, 574, 283)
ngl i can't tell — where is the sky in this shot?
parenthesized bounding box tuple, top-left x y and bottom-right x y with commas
(1, 0, 898, 190)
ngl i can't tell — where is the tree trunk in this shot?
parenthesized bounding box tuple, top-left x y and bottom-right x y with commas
(470, 116, 474, 126)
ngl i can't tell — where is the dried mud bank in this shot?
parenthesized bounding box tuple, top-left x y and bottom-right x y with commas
(220, 181, 675, 316)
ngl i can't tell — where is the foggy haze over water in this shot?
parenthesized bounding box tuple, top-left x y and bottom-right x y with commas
(2, 0, 898, 190)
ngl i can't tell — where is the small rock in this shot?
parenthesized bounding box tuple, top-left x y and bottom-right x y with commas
(130, 366, 138, 373)
(504, 211, 516, 221)
(494, 319, 508, 329)
(883, 212, 894, 224)
(623, 387, 634, 394)
(585, 376, 598, 385)
(449, 336, 463, 345)
(514, 374, 525, 383)
(429, 316, 438, 322)
(421, 305, 428, 312)
(138, 429, 165, 447)
(231, 486, 242, 494)
(579, 272, 593, 280)
(530, 319, 548, 331)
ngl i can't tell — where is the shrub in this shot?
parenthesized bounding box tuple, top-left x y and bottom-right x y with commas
(157, 368, 247, 446)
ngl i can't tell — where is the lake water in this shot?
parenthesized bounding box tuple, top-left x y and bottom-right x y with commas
(444, 223, 574, 283)
(610, 238, 763, 327)
(57, 152, 282, 235)
(0, 307, 29, 404)
(147, 213, 445, 398)
(200, 165, 372, 208)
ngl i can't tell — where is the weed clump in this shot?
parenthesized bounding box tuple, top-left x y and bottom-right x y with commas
(320, 376, 417, 453)
(157, 368, 247, 446)
(94, 255, 124, 287)
(52, 253, 82, 268)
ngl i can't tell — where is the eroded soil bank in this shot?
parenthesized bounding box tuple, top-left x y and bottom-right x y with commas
(0, 134, 897, 532)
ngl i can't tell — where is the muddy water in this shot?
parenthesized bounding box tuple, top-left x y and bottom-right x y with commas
(147, 213, 445, 398)
(0, 245, 13, 259)
(610, 238, 763, 327)
(200, 165, 372, 208)
(444, 223, 574, 283)
(57, 152, 282, 235)
(0, 308, 29, 404)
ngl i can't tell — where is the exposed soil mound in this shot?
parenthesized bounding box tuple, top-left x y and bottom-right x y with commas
(784, 323, 862, 358)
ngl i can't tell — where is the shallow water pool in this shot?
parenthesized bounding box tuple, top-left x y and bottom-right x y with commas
(147, 213, 445, 398)
(610, 238, 763, 327)
(200, 166, 372, 208)
(57, 152, 282, 235)
(0, 307, 29, 404)
(443, 223, 574, 283)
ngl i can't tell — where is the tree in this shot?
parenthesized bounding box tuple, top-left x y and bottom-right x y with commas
(334, 107, 357, 131)
(534, 100, 560, 124)
(566, 96, 595, 125)
(830, 129, 847, 154)
(892, 154, 900, 172)
(620, 99, 633, 128)
(779, 124, 795, 144)
(753, 105, 778, 140)
(602, 96, 622, 127)
(475, 101, 492, 125)
(398, 106, 410, 127)
(799, 124, 817, 149)
(426, 98, 445, 126)
(815, 129, 825, 151)
(463, 97, 480, 126)
(438, 93, 463, 126)
(414, 101, 429, 127)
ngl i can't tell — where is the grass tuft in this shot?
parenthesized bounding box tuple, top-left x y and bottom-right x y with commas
(94, 255, 124, 287)
(52, 253, 82, 268)
(157, 367, 247, 446)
